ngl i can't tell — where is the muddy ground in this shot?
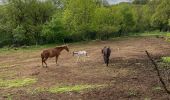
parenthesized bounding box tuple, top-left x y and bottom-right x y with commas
(1, 36, 170, 100)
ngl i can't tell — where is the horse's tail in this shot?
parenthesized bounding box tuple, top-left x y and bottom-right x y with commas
(41, 53, 44, 59)
(107, 48, 111, 57)
(41, 53, 44, 67)
(41, 53, 43, 58)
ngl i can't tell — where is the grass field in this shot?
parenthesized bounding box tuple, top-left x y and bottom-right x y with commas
(0, 35, 170, 99)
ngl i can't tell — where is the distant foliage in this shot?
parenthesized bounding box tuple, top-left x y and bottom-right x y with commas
(42, 13, 66, 43)
(133, 0, 149, 5)
(0, 0, 169, 47)
(12, 25, 27, 45)
(62, 0, 96, 40)
(151, 0, 170, 31)
(1, 0, 55, 46)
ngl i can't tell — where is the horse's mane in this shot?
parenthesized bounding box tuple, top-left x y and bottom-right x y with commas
(55, 45, 67, 49)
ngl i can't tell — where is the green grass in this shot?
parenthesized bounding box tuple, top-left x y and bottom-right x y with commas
(0, 31, 169, 52)
(0, 31, 169, 55)
(2, 94, 13, 100)
(153, 86, 162, 90)
(0, 78, 37, 88)
(165, 33, 170, 41)
(0, 44, 57, 54)
(166, 33, 170, 37)
(128, 90, 138, 97)
(32, 84, 105, 94)
(162, 57, 170, 63)
(152, 86, 163, 91)
(48, 85, 103, 93)
(144, 98, 151, 100)
(0, 63, 20, 69)
(0, 71, 17, 79)
(130, 31, 167, 37)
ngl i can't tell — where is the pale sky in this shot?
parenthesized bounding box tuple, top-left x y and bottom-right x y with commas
(107, 0, 132, 4)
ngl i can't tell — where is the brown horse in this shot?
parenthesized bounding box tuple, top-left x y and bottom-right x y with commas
(41, 45, 69, 67)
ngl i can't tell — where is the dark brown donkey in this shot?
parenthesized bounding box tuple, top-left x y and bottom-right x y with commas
(102, 46, 111, 66)
(41, 45, 69, 67)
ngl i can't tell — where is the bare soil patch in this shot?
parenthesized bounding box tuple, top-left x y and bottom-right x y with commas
(1, 37, 170, 100)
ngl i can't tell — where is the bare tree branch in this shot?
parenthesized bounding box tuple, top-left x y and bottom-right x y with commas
(145, 50, 170, 94)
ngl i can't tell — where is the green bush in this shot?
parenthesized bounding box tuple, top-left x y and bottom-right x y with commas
(12, 26, 27, 46)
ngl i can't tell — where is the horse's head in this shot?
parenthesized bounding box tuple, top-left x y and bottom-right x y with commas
(63, 45, 69, 52)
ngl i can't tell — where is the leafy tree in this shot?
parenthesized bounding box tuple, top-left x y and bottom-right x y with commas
(115, 4, 135, 36)
(151, 0, 170, 31)
(0, 0, 170, 47)
(6, 0, 55, 45)
(0, 5, 13, 47)
(63, 0, 96, 40)
(91, 7, 119, 39)
(133, 0, 149, 5)
(133, 5, 152, 32)
(168, 19, 170, 31)
(42, 13, 66, 43)
(12, 25, 27, 45)
(94, 0, 109, 7)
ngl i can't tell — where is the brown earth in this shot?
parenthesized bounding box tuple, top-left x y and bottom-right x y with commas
(1, 36, 170, 100)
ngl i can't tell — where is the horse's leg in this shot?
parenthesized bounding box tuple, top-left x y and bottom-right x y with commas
(56, 56, 59, 66)
(44, 57, 48, 68)
(42, 58, 44, 67)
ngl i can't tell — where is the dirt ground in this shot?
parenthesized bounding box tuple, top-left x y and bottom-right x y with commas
(1, 36, 170, 100)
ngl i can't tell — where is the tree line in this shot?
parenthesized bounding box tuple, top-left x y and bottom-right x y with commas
(0, 0, 169, 47)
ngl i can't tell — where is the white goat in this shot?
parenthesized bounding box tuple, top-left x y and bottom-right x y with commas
(73, 51, 88, 62)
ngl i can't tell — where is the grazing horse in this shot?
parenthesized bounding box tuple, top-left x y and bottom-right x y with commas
(41, 45, 69, 67)
(102, 46, 111, 66)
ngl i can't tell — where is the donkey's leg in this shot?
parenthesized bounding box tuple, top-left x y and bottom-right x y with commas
(83, 57, 85, 62)
(104, 56, 107, 64)
(106, 57, 109, 66)
(106, 58, 109, 66)
(76, 56, 80, 63)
